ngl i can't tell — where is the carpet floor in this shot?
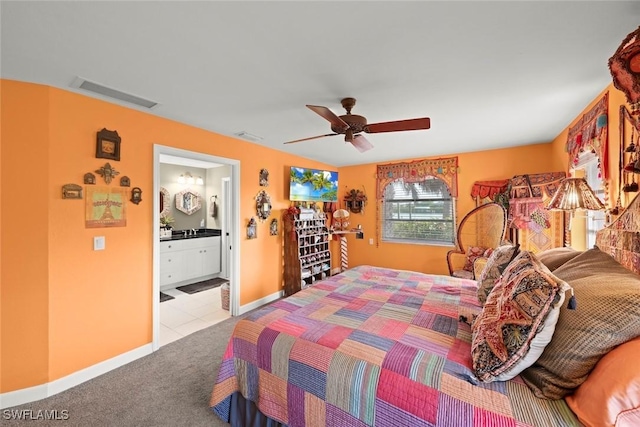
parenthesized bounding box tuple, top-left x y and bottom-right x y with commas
(4, 314, 246, 427)
(176, 277, 228, 295)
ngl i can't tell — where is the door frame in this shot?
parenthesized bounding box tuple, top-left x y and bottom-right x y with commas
(152, 145, 241, 351)
(221, 177, 231, 278)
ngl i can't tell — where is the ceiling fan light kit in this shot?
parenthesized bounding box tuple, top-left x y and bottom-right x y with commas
(284, 97, 431, 152)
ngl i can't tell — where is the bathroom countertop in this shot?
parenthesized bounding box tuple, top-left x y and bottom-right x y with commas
(160, 228, 221, 241)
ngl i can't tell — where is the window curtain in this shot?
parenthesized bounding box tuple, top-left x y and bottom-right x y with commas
(566, 92, 609, 181)
(375, 157, 459, 247)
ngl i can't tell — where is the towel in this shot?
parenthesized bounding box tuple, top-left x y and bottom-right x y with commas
(210, 201, 218, 218)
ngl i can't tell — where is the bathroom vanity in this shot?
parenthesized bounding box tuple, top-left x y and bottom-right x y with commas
(159, 229, 221, 290)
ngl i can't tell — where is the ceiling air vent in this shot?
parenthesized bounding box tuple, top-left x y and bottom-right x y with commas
(70, 77, 158, 109)
(234, 131, 264, 143)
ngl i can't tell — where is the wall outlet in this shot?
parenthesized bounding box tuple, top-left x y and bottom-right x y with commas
(369, 238, 374, 245)
(93, 236, 105, 251)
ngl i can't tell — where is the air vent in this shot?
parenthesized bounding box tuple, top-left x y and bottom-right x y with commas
(70, 77, 158, 109)
(234, 131, 264, 143)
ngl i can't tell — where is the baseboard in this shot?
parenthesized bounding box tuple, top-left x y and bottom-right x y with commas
(0, 343, 153, 409)
(238, 290, 284, 315)
(331, 268, 342, 275)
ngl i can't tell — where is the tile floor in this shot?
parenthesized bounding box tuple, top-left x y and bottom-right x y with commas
(159, 285, 231, 347)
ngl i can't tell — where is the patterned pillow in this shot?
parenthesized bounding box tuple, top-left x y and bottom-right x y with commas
(463, 246, 487, 272)
(471, 251, 569, 382)
(521, 247, 640, 399)
(476, 244, 520, 305)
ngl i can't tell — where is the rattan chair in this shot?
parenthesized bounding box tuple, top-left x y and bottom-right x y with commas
(447, 202, 507, 280)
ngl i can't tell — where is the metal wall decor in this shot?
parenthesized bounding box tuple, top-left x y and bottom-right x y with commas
(270, 218, 278, 236)
(95, 162, 120, 184)
(256, 190, 272, 221)
(96, 128, 121, 161)
(62, 184, 83, 199)
(247, 217, 257, 239)
(344, 188, 367, 213)
(84, 173, 96, 185)
(259, 168, 269, 186)
(120, 176, 130, 187)
(131, 187, 142, 205)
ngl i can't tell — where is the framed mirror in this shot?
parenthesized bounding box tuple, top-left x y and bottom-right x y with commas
(175, 189, 202, 215)
(160, 187, 171, 216)
(256, 190, 272, 221)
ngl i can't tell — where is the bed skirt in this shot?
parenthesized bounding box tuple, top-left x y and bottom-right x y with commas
(213, 392, 286, 427)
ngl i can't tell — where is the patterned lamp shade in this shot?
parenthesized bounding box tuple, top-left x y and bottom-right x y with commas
(546, 178, 605, 211)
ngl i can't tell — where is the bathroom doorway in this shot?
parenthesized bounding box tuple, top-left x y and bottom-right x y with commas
(152, 145, 240, 351)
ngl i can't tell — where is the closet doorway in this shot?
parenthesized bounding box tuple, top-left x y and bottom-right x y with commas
(152, 145, 240, 351)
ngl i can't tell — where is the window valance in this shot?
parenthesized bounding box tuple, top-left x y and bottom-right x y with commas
(566, 92, 609, 180)
(376, 157, 459, 199)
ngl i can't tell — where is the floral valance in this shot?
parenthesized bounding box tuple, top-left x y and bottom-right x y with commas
(566, 92, 609, 179)
(376, 157, 459, 198)
(471, 179, 510, 200)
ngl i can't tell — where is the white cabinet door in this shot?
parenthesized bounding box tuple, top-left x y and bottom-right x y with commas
(202, 236, 221, 275)
(160, 250, 185, 286)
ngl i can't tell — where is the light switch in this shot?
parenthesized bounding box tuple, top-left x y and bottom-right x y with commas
(94, 236, 105, 251)
(369, 238, 374, 245)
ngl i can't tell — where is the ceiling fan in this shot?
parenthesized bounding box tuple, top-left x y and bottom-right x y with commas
(284, 97, 431, 152)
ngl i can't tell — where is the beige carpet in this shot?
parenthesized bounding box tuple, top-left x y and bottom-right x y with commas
(3, 314, 246, 427)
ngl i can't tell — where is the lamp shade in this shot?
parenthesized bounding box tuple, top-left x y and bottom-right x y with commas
(546, 178, 605, 211)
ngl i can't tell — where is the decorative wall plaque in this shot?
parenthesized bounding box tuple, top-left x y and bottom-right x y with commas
(259, 168, 269, 186)
(120, 176, 130, 187)
(95, 162, 120, 184)
(84, 173, 96, 185)
(131, 187, 142, 205)
(96, 128, 121, 161)
(62, 184, 83, 199)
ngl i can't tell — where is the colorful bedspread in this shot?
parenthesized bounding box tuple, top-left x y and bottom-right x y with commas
(210, 265, 579, 426)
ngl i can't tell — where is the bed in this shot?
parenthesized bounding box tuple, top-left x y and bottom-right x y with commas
(210, 197, 640, 427)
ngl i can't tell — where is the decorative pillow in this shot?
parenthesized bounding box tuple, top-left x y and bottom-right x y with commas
(536, 247, 582, 271)
(463, 246, 487, 272)
(565, 336, 640, 427)
(471, 251, 569, 382)
(476, 244, 520, 305)
(521, 247, 640, 399)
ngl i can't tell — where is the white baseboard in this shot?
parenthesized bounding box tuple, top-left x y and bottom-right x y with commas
(238, 290, 283, 315)
(0, 343, 153, 409)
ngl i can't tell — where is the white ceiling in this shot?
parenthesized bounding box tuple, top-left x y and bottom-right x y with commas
(2, 1, 639, 167)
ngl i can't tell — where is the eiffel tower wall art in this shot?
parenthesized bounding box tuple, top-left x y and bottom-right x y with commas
(85, 186, 127, 228)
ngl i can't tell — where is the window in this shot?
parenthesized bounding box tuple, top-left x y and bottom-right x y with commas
(381, 177, 456, 245)
(575, 152, 606, 248)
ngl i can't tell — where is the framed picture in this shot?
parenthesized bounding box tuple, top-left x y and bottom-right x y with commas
(85, 186, 127, 228)
(96, 128, 121, 161)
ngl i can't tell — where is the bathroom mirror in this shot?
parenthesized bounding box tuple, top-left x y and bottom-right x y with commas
(160, 187, 170, 216)
(256, 190, 272, 221)
(175, 189, 202, 215)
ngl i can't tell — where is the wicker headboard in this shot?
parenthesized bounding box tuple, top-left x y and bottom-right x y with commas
(595, 193, 640, 275)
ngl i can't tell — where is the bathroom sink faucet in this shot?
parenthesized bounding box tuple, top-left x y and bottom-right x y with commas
(191, 228, 197, 236)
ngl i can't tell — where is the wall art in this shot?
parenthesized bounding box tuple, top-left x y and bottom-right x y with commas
(85, 186, 127, 228)
(95, 162, 120, 184)
(96, 128, 121, 161)
(62, 184, 83, 199)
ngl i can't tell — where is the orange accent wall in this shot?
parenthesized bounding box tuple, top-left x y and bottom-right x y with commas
(1, 80, 334, 392)
(337, 144, 555, 275)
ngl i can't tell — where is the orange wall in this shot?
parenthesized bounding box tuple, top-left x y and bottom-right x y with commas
(337, 143, 555, 275)
(1, 80, 334, 392)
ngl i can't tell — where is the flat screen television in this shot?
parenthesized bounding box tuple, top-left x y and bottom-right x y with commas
(289, 166, 338, 202)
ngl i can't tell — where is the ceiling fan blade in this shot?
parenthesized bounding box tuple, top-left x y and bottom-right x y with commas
(351, 134, 374, 153)
(365, 117, 431, 134)
(283, 133, 338, 144)
(306, 105, 349, 130)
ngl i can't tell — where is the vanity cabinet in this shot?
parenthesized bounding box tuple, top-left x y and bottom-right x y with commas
(160, 236, 221, 289)
(283, 212, 332, 296)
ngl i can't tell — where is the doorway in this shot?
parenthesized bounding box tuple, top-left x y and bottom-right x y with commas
(152, 145, 241, 351)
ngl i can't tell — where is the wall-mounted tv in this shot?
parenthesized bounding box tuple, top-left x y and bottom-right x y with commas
(289, 166, 338, 202)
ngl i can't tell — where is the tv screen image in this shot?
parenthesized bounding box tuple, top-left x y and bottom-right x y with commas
(289, 166, 338, 202)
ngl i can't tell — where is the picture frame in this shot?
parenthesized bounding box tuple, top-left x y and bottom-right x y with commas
(96, 128, 121, 161)
(62, 183, 83, 199)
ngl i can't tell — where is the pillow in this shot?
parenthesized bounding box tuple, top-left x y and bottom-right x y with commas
(536, 246, 582, 271)
(521, 247, 640, 399)
(463, 246, 487, 272)
(476, 243, 520, 305)
(471, 250, 569, 382)
(565, 336, 640, 427)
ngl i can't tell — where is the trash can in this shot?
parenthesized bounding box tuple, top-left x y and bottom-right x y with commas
(221, 282, 230, 311)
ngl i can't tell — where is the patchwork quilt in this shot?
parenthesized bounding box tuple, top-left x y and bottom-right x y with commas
(210, 265, 579, 426)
